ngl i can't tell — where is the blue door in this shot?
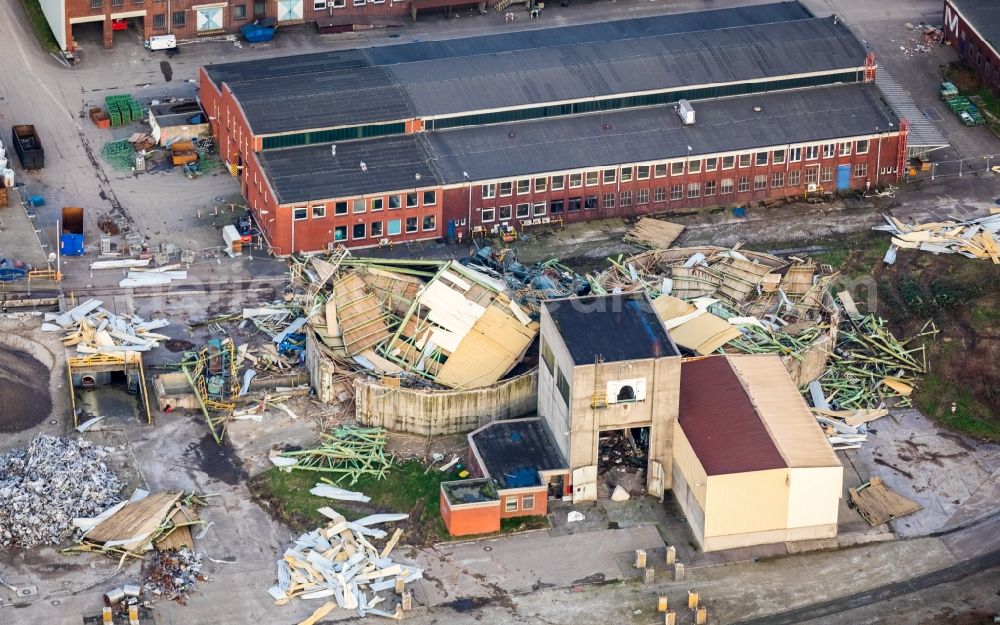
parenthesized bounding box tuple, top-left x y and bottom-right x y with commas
(837, 164, 851, 191)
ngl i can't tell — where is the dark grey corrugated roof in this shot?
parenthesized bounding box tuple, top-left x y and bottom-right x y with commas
(950, 0, 1000, 54)
(256, 135, 440, 204)
(256, 83, 898, 204)
(426, 83, 899, 183)
(203, 3, 862, 134)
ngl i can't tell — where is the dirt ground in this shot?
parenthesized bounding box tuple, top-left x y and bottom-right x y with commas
(0, 348, 52, 432)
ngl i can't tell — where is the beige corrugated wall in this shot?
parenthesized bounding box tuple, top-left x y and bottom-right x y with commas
(786, 466, 843, 529)
(672, 422, 707, 509)
(704, 469, 790, 538)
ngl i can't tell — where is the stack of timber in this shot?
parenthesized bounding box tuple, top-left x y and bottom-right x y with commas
(850, 477, 922, 526)
(623, 217, 685, 249)
(875, 213, 1000, 264)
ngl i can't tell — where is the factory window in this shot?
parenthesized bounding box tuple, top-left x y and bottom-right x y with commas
(334, 201, 348, 215)
(568, 197, 582, 211)
(405, 217, 418, 233)
(772, 149, 785, 165)
(670, 185, 683, 200)
(533, 202, 546, 216)
(517, 179, 530, 194)
(551, 175, 565, 191)
(722, 155, 735, 169)
(788, 170, 801, 186)
(482, 183, 497, 199)
(637, 165, 650, 180)
(353, 0, 364, 5)
(334, 226, 347, 241)
(172, 10, 185, 25)
(654, 164, 667, 178)
(616, 386, 635, 402)
(620, 191, 632, 206)
(772, 171, 784, 187)
(603, 169, 616, 184)
(688, 159, 701, 174)
(855, 162, 868, 178)
(505, 497, 518, 513)
(704, 158, 717, 172)
(704, 180, 716, 196)
(516, 203, 531, 218)
(534, 177, 547, 192)
(753, 175, 767, 190)
(387, 219, 401, 236)
(499, 181, 512, 196)
(738, 176, 750, 192)
(312, 205, 326, 218)
(670, 161, 684, 176)
(551, 199, 564, 213)
(738, 154, 752, 168)
(555, 369, 570, 405)
(856, 139, 870, 154)
(353, 199, 365, 213)
(499, 205, 512, 220)
(687, 183, 700, 198)
(620, 166, 633, 182)
(481, 207, 495, 222)
(388, 194, 401, 209)
(806, 145, 819, 160)
(293, 207, 308, 220)
(522, 495, 535, 511)
(540, 338, 554, 373)
(603, 193, 615, 209)
(789, 147, 802, 162)
(823, 143, 836, 158)
(233, 3, 247, 18)
(152, 13, 165, 27)
(569, 173, 583, 188)
(406, 192, 418, 208)
(720, 178, 733, 194)
(371, 222, 383, 237)
(92, 0, 103, 7)
(637, 188, 649, 204)
(839, 142, 852, 156)
(805, 168, 818, 184)
(654, 187, 666, 202)
(370, 197, 383, 211)
(585, 171, 599, 186)
(423, 215, 436, 231)
(352, 223, 366, 239)
(422, 190, 436, 205)
(755, 152, 768, 166)
(820, 167, 834, 183)
(584, 195, 598, 210)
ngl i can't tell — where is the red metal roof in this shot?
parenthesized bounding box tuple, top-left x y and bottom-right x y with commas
(678, 356, 787, 476)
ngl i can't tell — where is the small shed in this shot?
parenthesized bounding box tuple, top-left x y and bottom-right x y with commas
(148, 101, 210, 147)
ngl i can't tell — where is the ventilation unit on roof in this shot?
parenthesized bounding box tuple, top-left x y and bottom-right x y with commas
(676, 99, 695, 125)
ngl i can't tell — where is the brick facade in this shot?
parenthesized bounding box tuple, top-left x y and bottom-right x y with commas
(943, 0, 1000, 92)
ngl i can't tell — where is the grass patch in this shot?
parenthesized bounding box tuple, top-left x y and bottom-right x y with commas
(974, 87, 1000, 120)
(15, 0, 60, 53)
(810, 232, 889, 280)
(970, 304, 1000, 327)
(916, 372, 1000, 442)
(500, 515, 550, 533)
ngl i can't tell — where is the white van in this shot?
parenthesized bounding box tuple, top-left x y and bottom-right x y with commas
(148, 34, 177, 51)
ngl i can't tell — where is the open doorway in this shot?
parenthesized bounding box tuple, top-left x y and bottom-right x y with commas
(597, 426, 649, 498)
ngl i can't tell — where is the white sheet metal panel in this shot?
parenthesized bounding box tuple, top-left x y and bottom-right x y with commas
(572, 465, 597, 502)
(874, 69, 948, 150)
(786, 466, 843, 530)
(672, 421, 707, 508)
(704, 469, 790, 538)
(727, 354, 840, 469)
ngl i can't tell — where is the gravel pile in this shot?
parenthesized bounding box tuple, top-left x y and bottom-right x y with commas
(0, 435, 123, 548)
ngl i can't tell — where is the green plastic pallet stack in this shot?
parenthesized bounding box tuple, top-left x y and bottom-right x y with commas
(103, 95, 145, 127)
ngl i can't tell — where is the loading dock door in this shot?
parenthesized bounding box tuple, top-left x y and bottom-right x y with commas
(836, 164, 851, 191)
(572, 465, 597, 502)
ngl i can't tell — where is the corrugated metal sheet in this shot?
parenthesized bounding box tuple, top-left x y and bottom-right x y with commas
(874, 69, 948, 149)
(786, 466, 843, 529)
(704, 469, 790, 537)
(672, 421, 707, 509)
(727, 354, 840, 469)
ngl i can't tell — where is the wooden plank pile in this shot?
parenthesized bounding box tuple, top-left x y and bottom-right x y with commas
(270, 509, 420, 620)
(0, 435, 123, 548)
(273, 426, 393, 486)
(850, 477, 922, 526)
(624, 218, 685, 249)
(42, 298, 170, 354)
(875, 213, 1000, 263)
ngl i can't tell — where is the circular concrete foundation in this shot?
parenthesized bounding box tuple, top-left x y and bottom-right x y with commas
(0, 334, 55, 433)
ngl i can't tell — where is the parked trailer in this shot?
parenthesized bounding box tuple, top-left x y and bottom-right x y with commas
(11, 125, 44, 170)
(61, 207, 85, 256)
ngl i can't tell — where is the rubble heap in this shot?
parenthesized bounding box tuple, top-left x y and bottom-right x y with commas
(143, 548, 207, 604)
(0, 435, 122, 548)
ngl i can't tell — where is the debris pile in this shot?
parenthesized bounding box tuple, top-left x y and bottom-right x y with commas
(876, 213, 1000, 263)
(0, 435, 123, 548)
(850, 477, 922, 526)
(270, 508, 419, 619)
(458, 246, 590, 308)
(70, 491, 207, 558)
(271, 426, 392, 486)
(143, 548, 207, 603)
(623, 217, 685, 250)
(43, 298, 170, 354)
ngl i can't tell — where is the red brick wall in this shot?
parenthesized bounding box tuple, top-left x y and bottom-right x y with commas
(441, 494, 501, 536)
(943, 0, 1000, 92)
(441, 134, 905, 236)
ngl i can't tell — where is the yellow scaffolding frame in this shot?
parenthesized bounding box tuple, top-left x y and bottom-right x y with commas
(67, 351, 153, 428)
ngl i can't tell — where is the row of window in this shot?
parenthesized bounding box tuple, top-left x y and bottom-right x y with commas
(504, 494, 534, 513)
(321, 0, 405, 7)
(292, 190, 436, 221)
(540, 339, 571, 407)
(332, 216, 437, 242)
(478, 164, 871, 219)
(479, 141, 871, 199)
